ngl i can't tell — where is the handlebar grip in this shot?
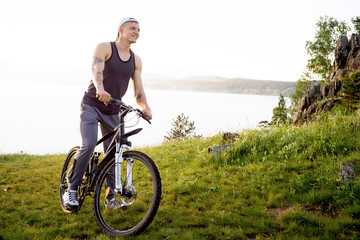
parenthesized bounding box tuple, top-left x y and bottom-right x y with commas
(96, 94, 123, 106)
(109, 98, 123, 106)
(138, 110, 151, 124)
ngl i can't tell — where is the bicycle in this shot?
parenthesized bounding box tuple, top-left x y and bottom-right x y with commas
(59, 98, 161, 236)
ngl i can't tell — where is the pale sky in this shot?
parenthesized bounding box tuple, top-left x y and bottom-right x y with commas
(1, 0, 359, 83)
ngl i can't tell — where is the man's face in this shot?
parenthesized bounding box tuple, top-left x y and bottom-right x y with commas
(120, 22, 140, 43)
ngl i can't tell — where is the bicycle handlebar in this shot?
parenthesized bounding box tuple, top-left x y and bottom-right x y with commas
(95, 94, 151, 124)
(109, 98, 151, 124)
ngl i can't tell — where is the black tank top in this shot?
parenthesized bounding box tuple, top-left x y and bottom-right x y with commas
(82, 42, 135, 114)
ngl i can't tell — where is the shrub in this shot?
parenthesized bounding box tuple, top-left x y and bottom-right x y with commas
(342, 71, 360, 110)
(164, 113, 199, 142)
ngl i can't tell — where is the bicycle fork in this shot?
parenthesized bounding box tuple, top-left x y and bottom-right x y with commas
(114, 142, 132, 194)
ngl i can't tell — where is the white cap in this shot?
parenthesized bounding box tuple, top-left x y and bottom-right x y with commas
(118, 17, 138, 28)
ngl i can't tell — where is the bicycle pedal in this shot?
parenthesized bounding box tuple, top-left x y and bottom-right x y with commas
(65, 204, 81, 213)
(72, 206, 81, 213)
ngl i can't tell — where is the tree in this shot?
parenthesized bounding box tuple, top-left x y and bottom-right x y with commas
(272, 93, 289, 126)
(164, 113, 198, 141)
(306, 16, 350, 82)
(342, 71, 360, 110)
(289, 69, 314, 117)
(351, 16, 360, 34)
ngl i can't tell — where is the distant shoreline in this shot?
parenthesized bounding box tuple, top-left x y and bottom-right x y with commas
(3, 71, 296, 97)
(144, 76, 296, 97)
(145, 86, 293, 97)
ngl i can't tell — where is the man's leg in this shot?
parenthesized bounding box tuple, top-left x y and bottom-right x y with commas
(69, 104, 99, 191)
(99, 113, 119, 201)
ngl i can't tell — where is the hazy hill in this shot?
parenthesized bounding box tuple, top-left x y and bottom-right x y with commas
(4, 70, 295, 97)
(143, 76, 296, 97)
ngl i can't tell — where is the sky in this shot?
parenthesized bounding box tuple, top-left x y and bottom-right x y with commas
(0, 0, 360, 83)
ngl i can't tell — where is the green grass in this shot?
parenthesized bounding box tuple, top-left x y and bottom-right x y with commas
(0, 105, 359, 239)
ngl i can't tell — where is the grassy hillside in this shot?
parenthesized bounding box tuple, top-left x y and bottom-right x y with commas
(144, 76, 296, 97)
(0, 106, 359, 239)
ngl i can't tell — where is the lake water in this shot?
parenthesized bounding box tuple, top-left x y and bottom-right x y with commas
(0, 82, 279, 154)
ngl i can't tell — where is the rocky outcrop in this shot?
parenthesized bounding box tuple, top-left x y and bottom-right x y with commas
(292, 34, 360, 125)
(292, 82, 342, 125)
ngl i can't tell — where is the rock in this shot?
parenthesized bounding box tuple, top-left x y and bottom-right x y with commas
(320, 84, 329, 98)
(328, 80, 343, 97)
(339, 163, 356, 183)
(309, 83, 322, 100)
(346, 34, 360, 71)
(292, 83, 321, 125)
(222, 132, 238, 145)
(208, 144, 233, 156)
(334, 35, 349, 71)
(208, 132, 238, 156)
(330, 69, 347, 82)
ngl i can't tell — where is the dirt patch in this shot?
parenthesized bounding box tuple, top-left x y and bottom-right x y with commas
(269, 206, 297, 220)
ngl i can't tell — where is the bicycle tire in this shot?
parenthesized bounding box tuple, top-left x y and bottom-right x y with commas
(59, 146, 80, 212)
(93, 150, 161, 236)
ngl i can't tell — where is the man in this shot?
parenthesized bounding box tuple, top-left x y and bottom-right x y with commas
(63, 18, 152, 210)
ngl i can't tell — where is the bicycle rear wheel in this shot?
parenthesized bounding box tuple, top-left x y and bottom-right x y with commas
(93, 151, 161, 236)
(59, 146, 80, 212)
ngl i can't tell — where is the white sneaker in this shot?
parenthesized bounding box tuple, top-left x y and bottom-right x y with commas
(105, 198, 122, 209)
(63, 189, 79, 209)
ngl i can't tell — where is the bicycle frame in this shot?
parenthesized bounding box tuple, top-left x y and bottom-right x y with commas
(88, 108, 143, 193)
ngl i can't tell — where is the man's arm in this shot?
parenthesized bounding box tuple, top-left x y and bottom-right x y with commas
(132, 54, 152, 120)
(92, 43, 111, 104)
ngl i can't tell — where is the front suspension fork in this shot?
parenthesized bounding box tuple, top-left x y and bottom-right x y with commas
(114, 142, 131, 194)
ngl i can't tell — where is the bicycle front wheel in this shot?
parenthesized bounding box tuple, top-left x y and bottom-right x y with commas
(93, 151, 161, 236)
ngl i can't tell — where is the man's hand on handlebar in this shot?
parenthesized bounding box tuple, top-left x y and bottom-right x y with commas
(96, 90, 111, 105)
(142, 108, 152, 121)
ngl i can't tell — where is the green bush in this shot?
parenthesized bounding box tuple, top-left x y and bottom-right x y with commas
(342, 71, 360, 110)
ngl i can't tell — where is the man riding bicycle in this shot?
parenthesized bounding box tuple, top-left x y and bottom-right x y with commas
(63, 17, 152, 210)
